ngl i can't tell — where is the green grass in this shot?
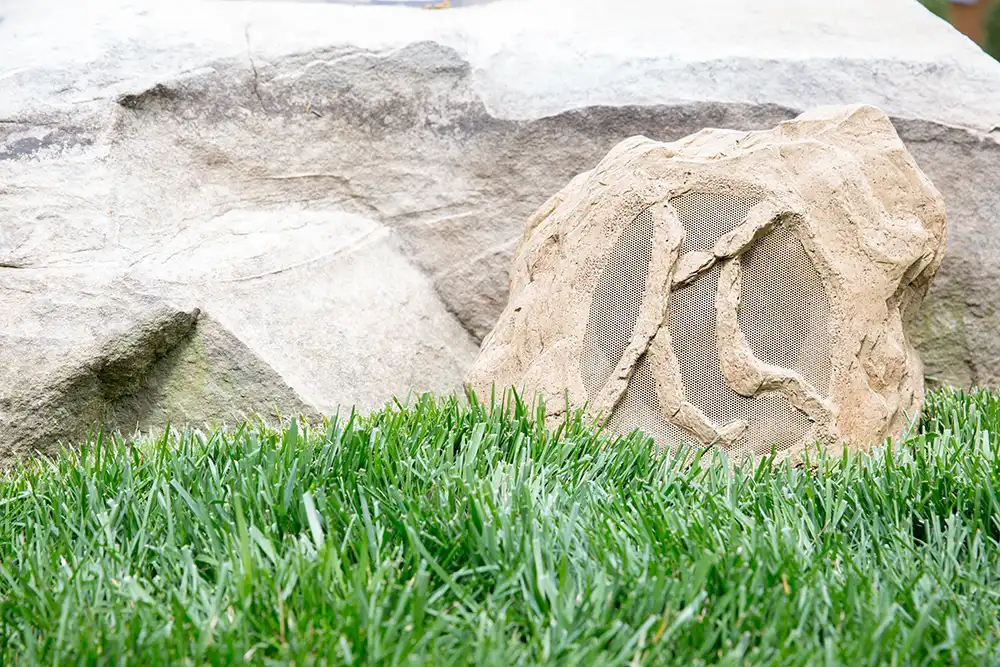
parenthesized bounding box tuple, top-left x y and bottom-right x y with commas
(1, 389, 1000, 666)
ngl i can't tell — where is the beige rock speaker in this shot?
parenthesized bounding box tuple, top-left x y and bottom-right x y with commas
(466, 105, 947, 461)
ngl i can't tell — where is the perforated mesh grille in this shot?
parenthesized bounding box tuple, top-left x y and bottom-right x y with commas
(581, 210, 655, 396)
(607, 352, 694, 449)
(667, 262, 812, 456)
(740, 225, 831, 394)
(581, 191, 828, 459)
(672, 191, 759, 252)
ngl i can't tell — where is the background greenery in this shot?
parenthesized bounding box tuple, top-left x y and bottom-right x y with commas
(987, 0, 1000, 59)
(920, 0, 952, 20)
(920, 0, 1000, 60)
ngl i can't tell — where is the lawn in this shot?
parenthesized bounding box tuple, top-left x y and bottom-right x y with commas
(1, 389, 999, 665)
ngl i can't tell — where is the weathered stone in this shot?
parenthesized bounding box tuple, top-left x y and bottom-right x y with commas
(466, 106, 947, 460)
(0, 274, 321, 465)
(1, 0, 998, 460)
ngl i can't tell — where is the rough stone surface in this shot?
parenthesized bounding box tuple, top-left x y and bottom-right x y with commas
(0, 274, 322, 466)
(1, 0, 999, 460)
(467, 106, 947, 460)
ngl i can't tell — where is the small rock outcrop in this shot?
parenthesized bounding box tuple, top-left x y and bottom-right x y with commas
(467, 106, 947, 460)
(0, 281, 319, 465)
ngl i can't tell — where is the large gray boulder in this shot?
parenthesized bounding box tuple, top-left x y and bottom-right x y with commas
(2, 0, 999, 461)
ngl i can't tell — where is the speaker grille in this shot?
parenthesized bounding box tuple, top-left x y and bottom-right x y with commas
(673, 190, 756, 253)
(607, 352, 694, 449)
(583, 191, 830, 459)
(581, 209, 655, 396)
(667, 261, 812, 456)
(739, 225, 831, 395)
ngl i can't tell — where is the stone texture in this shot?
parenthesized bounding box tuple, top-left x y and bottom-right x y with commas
(1, 0, 999, 460)
(467, 106, 947, 460)
(0, 273, 322, 466)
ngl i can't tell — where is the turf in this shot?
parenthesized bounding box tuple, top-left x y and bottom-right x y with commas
(1, 388, 999, 666)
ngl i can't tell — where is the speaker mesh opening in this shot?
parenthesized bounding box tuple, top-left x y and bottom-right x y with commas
(673, 190, 758, 253)
(607, 352, 693, 448)
(740, 225, 831, 395)
(581, 209, 655, 396)
(667, 262, 811, 456)
(583, 191, 827, 458)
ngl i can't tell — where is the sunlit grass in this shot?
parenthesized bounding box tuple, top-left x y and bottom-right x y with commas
(1, 388, 999, 665)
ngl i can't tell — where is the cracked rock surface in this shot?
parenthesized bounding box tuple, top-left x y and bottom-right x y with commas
(467, 106, 947, 460)
(1, 0, 998, 461)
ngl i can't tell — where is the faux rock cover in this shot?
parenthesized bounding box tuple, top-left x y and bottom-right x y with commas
(466, 105, 947, 460)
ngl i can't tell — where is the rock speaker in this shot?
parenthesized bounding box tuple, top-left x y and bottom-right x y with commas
(466, 105, 947, 460)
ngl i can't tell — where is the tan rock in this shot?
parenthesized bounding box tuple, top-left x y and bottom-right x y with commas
(466, 105, 947, 461)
